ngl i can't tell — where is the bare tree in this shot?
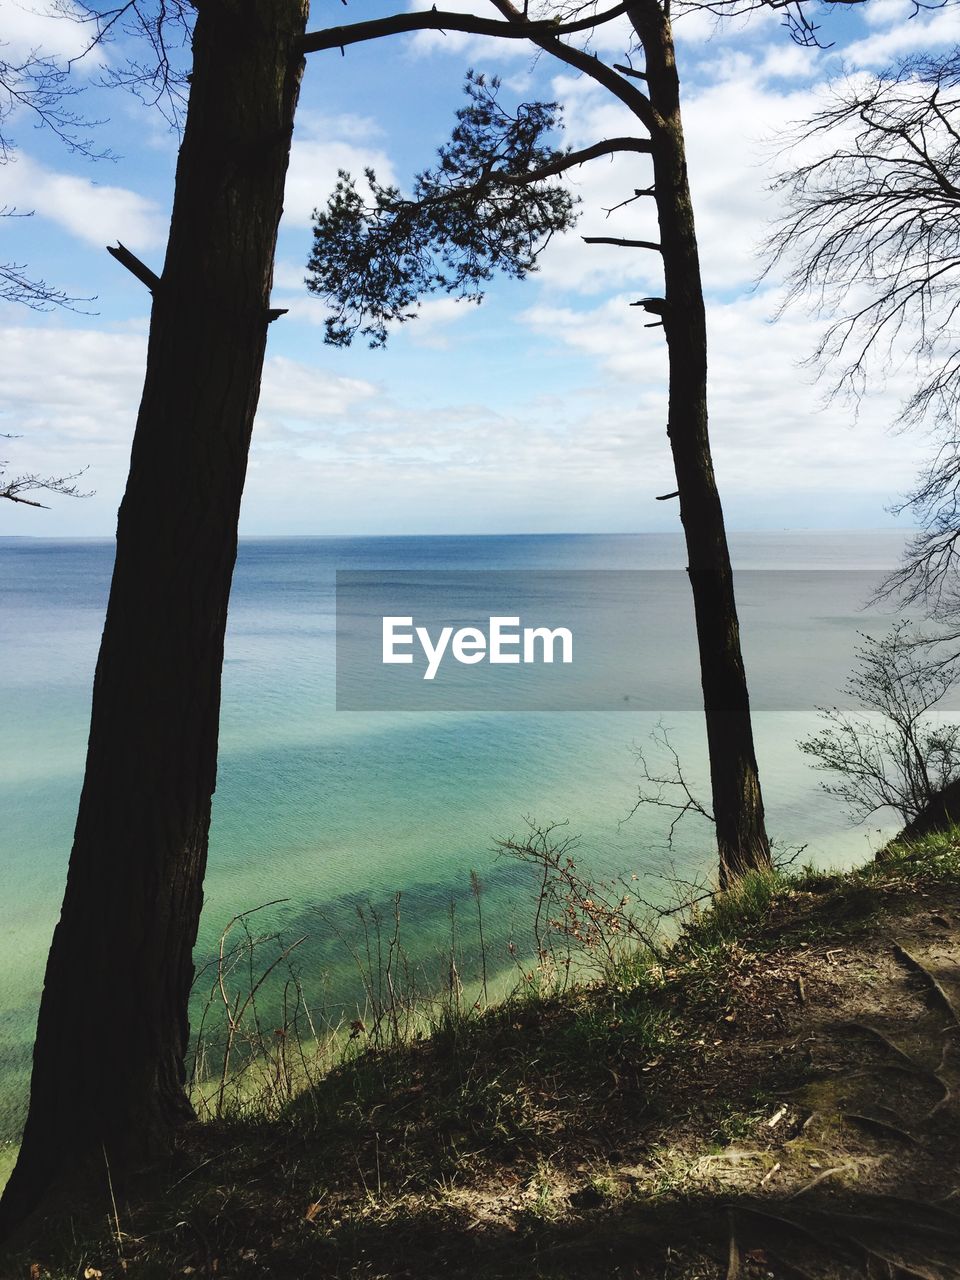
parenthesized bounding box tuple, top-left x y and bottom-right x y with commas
(769, 50, 960, 605)
(0, 40, 98, 160)
(799, 624, 960, 825)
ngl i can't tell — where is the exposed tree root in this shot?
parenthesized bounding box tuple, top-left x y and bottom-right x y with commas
(805, 1210, 960, 1244)
(838, 1020, 928, 1070)
(763, 1250, 819, 1280)
(727, 1203, 856, 1254)
(869, 1195, 960, 1226)
(892, 943, 960, 1031)
(840, 1112, 918, 1144)
(786, 1164, 854, 1199)
(841, 1239, 946, 1280)
(725, 1207, 740, 1280)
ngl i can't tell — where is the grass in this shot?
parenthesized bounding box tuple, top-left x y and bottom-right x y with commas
(6, 827, 960, 1278)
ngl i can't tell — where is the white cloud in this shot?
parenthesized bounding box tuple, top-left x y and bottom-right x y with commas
(282, 113, 399, 228)
(405, 0, 535, 61)
(0, 152, 166, 249)
(0, 0, 102, 68)
(0, 300, 921, 538)
(520, 284, 924, 500)
(862, 0, 913, 28)
(844, 4, 960, 65)
(299, 112, 385, 143)
(272, 258, 308, 292)
(683, 75, 817, 291)
(518, 64, 820, 297)
(0, 325, 381, 532)
(398, 296, 481, 348)
(258, 356, 377, 424)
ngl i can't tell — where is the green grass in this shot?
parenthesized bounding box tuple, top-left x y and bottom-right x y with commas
(869, 826, 960, 878)
(708, 1091, 778, 1146)
(681, 867, 788, 951)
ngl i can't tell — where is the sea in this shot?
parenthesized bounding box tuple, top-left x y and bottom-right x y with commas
(0, 530, 918, 1165)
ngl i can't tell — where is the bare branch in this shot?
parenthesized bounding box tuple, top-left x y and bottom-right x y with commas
(106, 242, 161, 292)
(488, 0, 656, 128)
(72, 1, 194, 131)
(303, 2, 636, 54)
(582, 234, 661, 248)
(613, 62, 648, 80)
(0, 44, 104, 160)
(0, 436, 91, 509)
(621, 723, 715, 853)
(0, 247, 93, 311)
(603, 185, 656, 215)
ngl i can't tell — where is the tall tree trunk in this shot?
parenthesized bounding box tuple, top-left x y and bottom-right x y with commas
(629, 1, 771, 886)
(0, 0, 309, 1234)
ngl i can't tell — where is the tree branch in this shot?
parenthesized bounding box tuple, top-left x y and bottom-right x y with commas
(0, 436, 90, 509)
(404, 136, 652, 211)
(500, 135, 652, 181)
(302, 3, 635, 54)
(582, 234, 660, 248)
(1, 490, 48, 508)
(614, 63, 648, 80)
(304, 1, 656, 131)
(106, 242, 161, 292)
(488, 0, 656, 129)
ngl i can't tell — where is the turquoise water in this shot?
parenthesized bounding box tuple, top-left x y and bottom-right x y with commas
(0, 531, 910, 1144)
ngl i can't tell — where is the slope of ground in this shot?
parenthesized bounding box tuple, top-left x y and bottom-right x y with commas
(5, 835, 960, 1279)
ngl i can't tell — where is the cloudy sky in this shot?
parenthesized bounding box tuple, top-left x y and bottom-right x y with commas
(0, 0, 954, 537)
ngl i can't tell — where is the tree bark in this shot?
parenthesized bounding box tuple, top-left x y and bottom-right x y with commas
(0, 0, 309, 1233)
(629, 0, 771, 885)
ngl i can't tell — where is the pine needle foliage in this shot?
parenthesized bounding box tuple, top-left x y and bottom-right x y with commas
(306, 72, 579, 347)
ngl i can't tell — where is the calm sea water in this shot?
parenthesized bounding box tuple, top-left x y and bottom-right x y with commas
(0, 531, 911, 1149)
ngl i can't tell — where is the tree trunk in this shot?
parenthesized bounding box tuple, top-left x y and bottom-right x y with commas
(0, 0, 309, 1233)
(629, 1, 771, 886)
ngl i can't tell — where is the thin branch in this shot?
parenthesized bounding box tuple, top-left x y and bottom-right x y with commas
(0, 466, 91, 508)
(613, 63, 648, 80)
(604, 185, 656, 216)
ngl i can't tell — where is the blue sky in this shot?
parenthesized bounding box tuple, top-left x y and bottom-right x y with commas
(0, 0, 957, 536)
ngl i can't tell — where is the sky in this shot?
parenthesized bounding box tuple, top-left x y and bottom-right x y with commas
(0, 0, 957, 537)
